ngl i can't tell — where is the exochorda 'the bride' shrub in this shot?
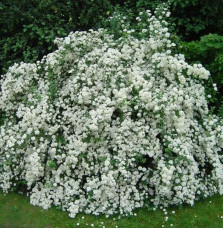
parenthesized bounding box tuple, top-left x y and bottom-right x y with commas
(1, 5, 223, 217)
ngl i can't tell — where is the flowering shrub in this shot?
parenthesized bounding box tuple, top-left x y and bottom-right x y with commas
(1, 5, 223, 218)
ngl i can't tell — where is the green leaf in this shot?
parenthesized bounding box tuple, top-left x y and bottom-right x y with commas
(98, 156, 107, 163)
(48, 160, 57, 169)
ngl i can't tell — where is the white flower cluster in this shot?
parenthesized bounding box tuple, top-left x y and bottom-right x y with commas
(1, 5, 223, 218)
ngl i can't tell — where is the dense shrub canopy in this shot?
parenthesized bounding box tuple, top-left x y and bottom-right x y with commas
(1, 6, 223, 218)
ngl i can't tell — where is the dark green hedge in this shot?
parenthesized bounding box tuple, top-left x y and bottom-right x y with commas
(179, 34, 223, 115)
(0, 0, 113, 75)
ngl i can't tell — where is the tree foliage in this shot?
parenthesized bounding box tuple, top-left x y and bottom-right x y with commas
(180, 34, 223, 115)
(0, 0, 113, 75)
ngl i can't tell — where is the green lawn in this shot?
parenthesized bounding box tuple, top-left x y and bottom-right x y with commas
(0, 192, 223, 228)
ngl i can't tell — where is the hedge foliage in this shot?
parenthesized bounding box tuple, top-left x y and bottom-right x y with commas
(0, 0, 113, 75)
(180, 34, 223, 115)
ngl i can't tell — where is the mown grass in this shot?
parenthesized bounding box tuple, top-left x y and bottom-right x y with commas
(0, 192, 223, 228)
